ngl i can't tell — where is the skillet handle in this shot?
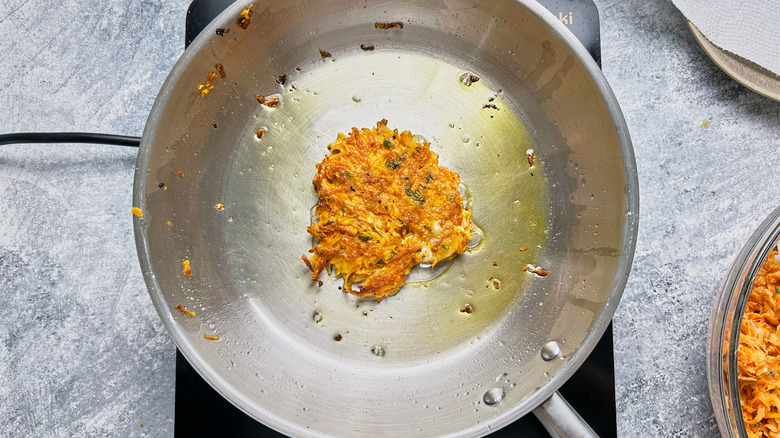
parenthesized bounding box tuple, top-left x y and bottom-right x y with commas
(532, 391, 599, 438)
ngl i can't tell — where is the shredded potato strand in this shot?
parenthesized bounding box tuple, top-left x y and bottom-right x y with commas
(302, 120, 473, 301)
(739, 249, 780, 437)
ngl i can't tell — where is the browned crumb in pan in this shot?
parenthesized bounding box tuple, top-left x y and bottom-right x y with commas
(375, 22, 403, 29)
(319, 49, 332, 58)
(523, 265, 550, 276)
(182, 260, 193, 277)
(198, 72, 218, 97)
(360, 44, 375, 51)
(167, 220, 173, 228)
(176, 303, 196, 317)
(460, 303, 473, 314)
(215, 203, 224, 211)
(238, 4, 253, 29)
(131, 207, 143, 218)
(204, 333, 220, 341)
(178, 171, 184, 178)
(482, 103, 499, 110)
(256, 95, 280, 107)
(216, 63, 226, 78)
(276, 74, 287, 85)
(256, 128, 266, 139)
(527, 149, 535, 167)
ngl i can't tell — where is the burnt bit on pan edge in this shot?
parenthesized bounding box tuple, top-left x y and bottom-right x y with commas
(375, 22, 403, 29)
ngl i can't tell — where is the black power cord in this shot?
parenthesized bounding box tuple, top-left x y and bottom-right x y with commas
(0, 132, 141, 147)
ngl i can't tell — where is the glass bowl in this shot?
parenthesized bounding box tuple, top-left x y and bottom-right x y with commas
(708, 206, 780, 437)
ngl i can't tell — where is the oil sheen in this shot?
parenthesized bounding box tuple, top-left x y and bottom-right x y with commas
(225, 49, 549, 366)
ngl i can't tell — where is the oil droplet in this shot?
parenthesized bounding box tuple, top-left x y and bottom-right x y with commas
(483, 388, 505, 406)
(371, 346, 385, 357)
(541, 341, 561, 361)
(467, 225, 484, 250)
(413, 134, 428, 144)
(459, 72, 480, 86)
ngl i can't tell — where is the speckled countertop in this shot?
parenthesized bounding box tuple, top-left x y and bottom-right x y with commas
(1, 1, 778, 437)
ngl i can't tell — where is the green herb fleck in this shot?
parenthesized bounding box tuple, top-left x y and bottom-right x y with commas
(383, 139, 394, 149)
(405, 185, 425, 205)
(385, 154, 406, 170)
(376, 259, 385, 265)
(700, 119, 711, 128)
(425, 172, 434, 183)
(775, 286, 780, 294)
(358, 235, 372, 242)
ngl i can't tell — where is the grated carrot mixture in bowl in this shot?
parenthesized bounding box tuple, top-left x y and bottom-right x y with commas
(739, 248, 780, 437)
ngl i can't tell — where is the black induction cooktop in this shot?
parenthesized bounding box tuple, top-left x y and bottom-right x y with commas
(175, 1, 615, 436)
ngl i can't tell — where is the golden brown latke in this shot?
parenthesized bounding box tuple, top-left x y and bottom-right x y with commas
(302, 120, 473, 301)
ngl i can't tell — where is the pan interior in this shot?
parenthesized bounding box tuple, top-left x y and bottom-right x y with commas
(136, 1, 635, 436)
(225, 49, 548, 366)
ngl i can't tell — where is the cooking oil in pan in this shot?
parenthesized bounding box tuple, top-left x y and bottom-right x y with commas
(226, 49, 548, 365)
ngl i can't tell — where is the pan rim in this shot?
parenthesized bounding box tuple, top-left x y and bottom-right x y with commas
(133, 0, 639, 436)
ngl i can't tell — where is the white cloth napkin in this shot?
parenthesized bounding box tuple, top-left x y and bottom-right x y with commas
(670, 0, 780, 76)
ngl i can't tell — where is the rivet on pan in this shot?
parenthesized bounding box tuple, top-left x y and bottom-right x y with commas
(540, 341, 561, 361)
(483, 387, 505, 406)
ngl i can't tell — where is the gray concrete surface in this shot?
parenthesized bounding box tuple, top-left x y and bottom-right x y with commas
(0, 0, 778, 437)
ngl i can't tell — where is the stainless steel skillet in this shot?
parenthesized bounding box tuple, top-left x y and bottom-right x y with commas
(133, 0, 639, 436)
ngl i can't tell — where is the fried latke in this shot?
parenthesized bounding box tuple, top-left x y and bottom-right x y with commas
(302, 120, 473, 301)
